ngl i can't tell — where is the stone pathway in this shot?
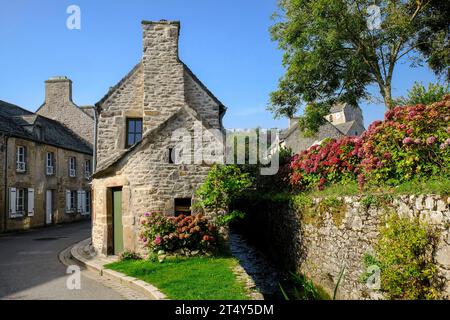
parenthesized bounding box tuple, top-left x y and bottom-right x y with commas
(229, 231, 284, 300)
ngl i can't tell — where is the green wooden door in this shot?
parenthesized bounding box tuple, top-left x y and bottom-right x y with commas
(113, 189, 123, 255)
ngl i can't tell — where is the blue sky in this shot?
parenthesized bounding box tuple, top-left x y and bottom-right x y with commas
(0, 0, 443, 130)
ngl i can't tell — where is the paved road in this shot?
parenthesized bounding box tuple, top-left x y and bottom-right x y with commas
(0, 221, 125, 300)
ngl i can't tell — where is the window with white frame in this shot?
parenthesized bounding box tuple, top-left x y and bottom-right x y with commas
(69, 157, 77, 177)
(66, 190, 77, 213)
(16, 146, 26, 172)
(9, 188, 34, 218)
(84, 159, 91, 179)
(46, 152, 55, 175)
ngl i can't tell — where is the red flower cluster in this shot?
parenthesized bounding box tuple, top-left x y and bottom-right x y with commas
(288, 96, 450, 190)
(289, 137, 363, 190)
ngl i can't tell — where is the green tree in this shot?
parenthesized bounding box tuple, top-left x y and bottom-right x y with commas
(393, 81, 449, 106)
(269, 0, 450, 135)
(195, 165, 253, 225)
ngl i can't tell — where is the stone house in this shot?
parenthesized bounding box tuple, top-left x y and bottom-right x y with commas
(92, 20, 226, 256)
(36, 77, 95, 146)
(281, 103, 365, 154)
(0, 99, 93, 232)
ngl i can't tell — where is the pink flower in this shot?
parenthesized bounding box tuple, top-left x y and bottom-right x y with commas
(402, 137, 414, 145)
(426, 136, 437, 145)
(154, 235, 161, 245)
(144, 212, 150, 217)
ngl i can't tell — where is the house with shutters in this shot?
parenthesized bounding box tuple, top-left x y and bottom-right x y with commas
(0, 78, 94, 232)
(92, 20, 226, 256)
(281, 103, 366, 154)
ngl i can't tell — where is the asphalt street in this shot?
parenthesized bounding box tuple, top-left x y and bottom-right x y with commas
(0, 221, 125, 300)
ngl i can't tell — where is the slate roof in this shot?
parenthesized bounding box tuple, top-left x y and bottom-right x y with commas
(0, 100, 92, 155)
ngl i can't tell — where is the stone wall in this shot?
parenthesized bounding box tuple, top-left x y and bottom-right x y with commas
(37, 77, 94, 146)
(3, 137, 92, 232)
(234, 194, 450, 300)
(92, 110, 218, 256)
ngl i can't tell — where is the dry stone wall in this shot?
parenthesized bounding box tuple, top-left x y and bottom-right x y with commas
(234, 194, 450, 300)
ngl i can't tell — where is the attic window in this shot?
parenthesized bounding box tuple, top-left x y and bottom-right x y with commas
(174, 198, 191, 216)
(168, 148, 174, 164)
(126, 118, 143, 148)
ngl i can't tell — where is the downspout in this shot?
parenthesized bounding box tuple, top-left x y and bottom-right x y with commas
(3, 134, 8, 232)
(91, 106, 98, 229)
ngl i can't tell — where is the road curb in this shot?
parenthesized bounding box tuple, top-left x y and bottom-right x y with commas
(68, 238, 168, 300)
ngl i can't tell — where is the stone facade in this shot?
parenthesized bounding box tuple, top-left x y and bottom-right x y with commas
(3, 137, 92, 231)
(0, 100, 93, 232)
(37, 77, 94, 146)
(282, 103, 365, 154)
(92, 20, 225, 256)
(234, 195, 450, 300)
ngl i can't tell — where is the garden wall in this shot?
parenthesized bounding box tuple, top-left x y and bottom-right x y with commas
(234, 194, 450, 299)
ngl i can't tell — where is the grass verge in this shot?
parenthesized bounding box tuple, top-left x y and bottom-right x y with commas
(105, 256, 250, 300)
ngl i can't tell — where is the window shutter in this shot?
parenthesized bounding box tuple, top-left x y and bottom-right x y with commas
(9, 188, 17, 217)
(66, 190, 71, 212)
(27, 188, 35, 216)
(77, 190, 83, 213)
(81, 191, 87, 215)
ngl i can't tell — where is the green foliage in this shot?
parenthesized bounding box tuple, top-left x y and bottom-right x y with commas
(215, 210, 246, 227)
(368, 214, 442, 299)
(281, 272, 331, 300)
(196, 165, 252, 211)
(292, 194, 313, 210)
(195, 165, 253, 218)
(361, 195, 379, 209)
(393, 82, 449, 106)
(269, 0, 449, 133)
(119, 251, 142, 261)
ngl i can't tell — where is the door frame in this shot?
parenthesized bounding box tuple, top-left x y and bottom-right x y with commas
(45, 190, 53, 225)
(111, 187, 123, 256)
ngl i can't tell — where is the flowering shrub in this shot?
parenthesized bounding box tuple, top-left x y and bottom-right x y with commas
(289, 137, 363, 190)
(359, 96, 450, 185)
(288, 96, 450, 189)
(140, 212, 218, 254)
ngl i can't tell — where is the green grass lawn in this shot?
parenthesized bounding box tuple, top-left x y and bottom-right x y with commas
(105, 256, 250, 300)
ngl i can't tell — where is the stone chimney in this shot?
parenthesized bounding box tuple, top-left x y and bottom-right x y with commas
(44, 76, 73, 108)
(142, 20, 185, 130)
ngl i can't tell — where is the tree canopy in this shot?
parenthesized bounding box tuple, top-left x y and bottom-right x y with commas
(269, 0, 450, 135)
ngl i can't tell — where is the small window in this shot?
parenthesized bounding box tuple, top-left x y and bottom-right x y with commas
(16, 146, 26, 172)
(174, 198, 192, 216)
(168, 148, 174, 164)
(85, 191, 91, 214)
(66, 190, 77, 213)
(16, 189, 26, 214)
(126, 118, 143, 148)
(69, 157, 77, 177)
(84, 159, 91, 178)
(46, 152, 55, 175)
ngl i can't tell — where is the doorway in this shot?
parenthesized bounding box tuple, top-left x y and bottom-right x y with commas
(46, 190, 53, 225)
(112, 188, 123, 255)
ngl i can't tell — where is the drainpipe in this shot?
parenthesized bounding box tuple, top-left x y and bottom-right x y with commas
(2, 135, 8, 232)
(93, 106, 98, 172)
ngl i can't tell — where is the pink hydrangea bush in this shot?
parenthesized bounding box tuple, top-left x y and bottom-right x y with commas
(140, 212, 218, 254)
(288, 96, 450, 190)
(359, 96, 450, 185)
(289, 137, 363, 190)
